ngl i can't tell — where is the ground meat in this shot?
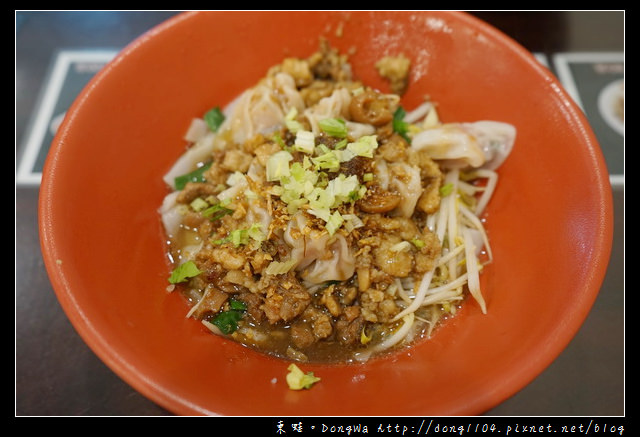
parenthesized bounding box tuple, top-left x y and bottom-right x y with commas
(280, 286, 312, 322)
(320, 285, 342, 317)
(307, 39, 352, 82)
(291, 322, 315, 349)
(190, 287, 228, 319)
(176, 182, 219, 204)
(254, 142, 282, 167)
(311, 312, 333, 340)
(339, 155, 372, 180)
(360, 287, 399, 323)
(202, 161, 231, 187)
(236, 291, 265, 323)
(221, 149, 252, 173)
(280, 57, 313, 88)
(409, 149, 444, 214)
(414, 231, 441, 273)
(364, 215, 420, 241)
(261, 275, 312, 324)
(208, 246, 246, 271)
(377, 135, 408, 162)
(373, 235, 413, 278)
(375, 54, 411, 95)
(335, 311, 363, 345)
(299, 80, 336, 107)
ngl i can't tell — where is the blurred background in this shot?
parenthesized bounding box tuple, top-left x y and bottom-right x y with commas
(16, 11, 624, 416)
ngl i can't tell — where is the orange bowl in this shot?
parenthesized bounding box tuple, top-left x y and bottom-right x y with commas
(39, 11, 613, 416)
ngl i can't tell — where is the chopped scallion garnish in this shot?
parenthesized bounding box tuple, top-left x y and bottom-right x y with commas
(392, 107, 411, 143)
(319, 117, 348, 138)
(439, 182, 454, 197)
(174, 162, 212, 191)
(204, 107, 225, 132)
(201, 202, 233, 221)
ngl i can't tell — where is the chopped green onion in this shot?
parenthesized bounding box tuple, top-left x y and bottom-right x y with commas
(168, 260, 202, 284)
(285, 107, 303, 133)
(363, 172, 374, 182)
(411, 238, 426, 249)
(345, 135, 378, 158)
(174, 162, 212, 190)
(272, 132, 288, 150)
(325, 211, 344, 236)
(392, 107, 411, 143)
(293, 130, 315, 154)
(312, 150, 341, 172)
(201, 202, 233, 221)
(204, 107, 225, 132)
(264, 258, 298, 275)
(226, 171, 246, 186)
(342, 214, 364, 232)
(319, 118, 348, 138)
(334, 138, 348, 150)
(229, 298, 247, 311)
(286, 364, 321, 390)
(216, 223, 265, 247)
(266, 150, 293, 181)
(189, 197, 209, 212)
(247, 223, 266, 243)
(439, 182, 454, 197)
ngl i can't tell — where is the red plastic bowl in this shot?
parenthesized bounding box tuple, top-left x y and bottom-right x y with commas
(39, 11, 613, 416)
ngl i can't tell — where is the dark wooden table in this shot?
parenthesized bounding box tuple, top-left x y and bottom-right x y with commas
(16, 11, 624, 417)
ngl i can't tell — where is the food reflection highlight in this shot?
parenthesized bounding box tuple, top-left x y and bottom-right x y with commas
(160, 43, 515, 363)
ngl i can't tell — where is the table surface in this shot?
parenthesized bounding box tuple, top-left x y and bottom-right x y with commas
(15, 11, 624, 417)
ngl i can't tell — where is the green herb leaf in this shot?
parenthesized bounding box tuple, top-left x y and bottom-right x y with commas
(174, 162, 212, 191)
(168, 260, 202, 284)
(392, 107, 411, 143)
(212, 310, 243, 334)
(204, 107, 225, 132)
(319, 118, 348, 138)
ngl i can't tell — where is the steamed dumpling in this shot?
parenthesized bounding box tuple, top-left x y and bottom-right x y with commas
(411, 121, 515, 170)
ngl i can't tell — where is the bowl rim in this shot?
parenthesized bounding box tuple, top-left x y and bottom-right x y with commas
(38, 10, 614, 416)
